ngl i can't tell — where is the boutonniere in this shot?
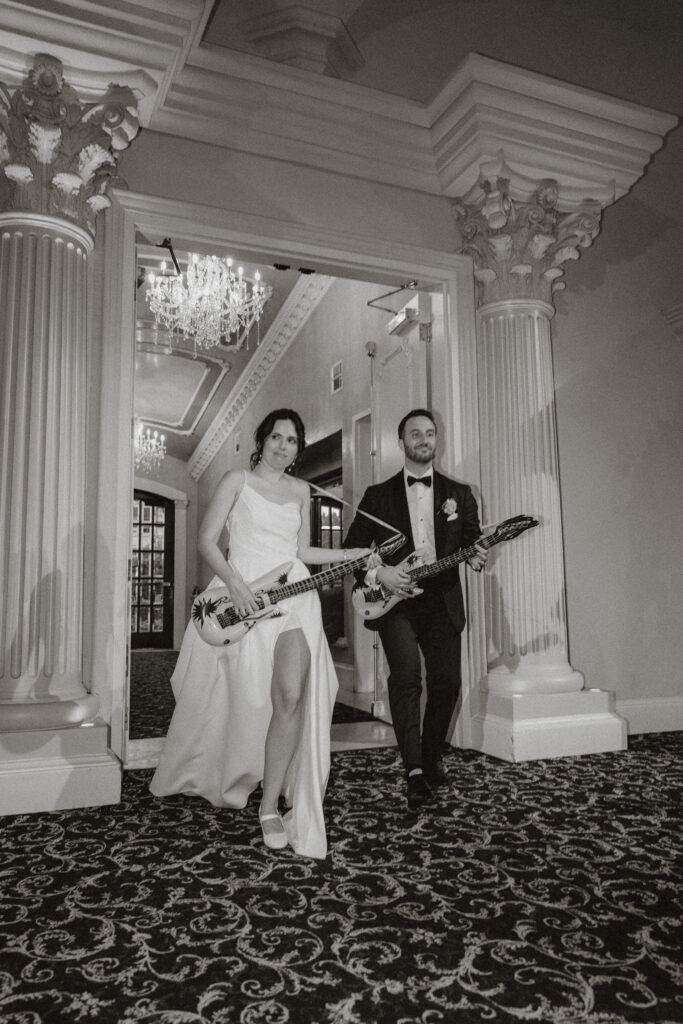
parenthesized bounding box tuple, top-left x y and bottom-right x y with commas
(439, 498, 458, 521)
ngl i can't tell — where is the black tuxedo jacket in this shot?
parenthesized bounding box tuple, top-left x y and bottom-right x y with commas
(344, 468, 482, 632)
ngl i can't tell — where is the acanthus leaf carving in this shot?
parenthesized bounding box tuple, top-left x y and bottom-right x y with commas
(0, 54, 140, 236)
(454, 158, 603, 307)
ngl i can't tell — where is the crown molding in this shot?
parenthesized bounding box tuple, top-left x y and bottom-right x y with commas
(188, 273, 335, 480)
(428, 53, 679, 209)
(237, 5, 364, 76)
(155, 45, 436, 193)
(148, 47, 679, 209)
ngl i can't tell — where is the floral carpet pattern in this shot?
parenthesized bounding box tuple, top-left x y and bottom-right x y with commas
(129, 650, 374, 739)
(0, 733, 681, 1024)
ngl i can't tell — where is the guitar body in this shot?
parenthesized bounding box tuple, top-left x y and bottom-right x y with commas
(191, 562, 294, 647)
(351, 553, 423, 622)
(189, 533, 407, 648)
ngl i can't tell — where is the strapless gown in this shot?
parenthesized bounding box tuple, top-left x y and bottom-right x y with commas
(149, 477, 339, 859)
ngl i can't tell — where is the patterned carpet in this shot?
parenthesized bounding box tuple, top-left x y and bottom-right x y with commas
(129, 650, 375, 739)
(0, 733, 681, 1023)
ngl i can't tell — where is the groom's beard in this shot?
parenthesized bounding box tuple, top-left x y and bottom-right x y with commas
(403, 440, 435, 465)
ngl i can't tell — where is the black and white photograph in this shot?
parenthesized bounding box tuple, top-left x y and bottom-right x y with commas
(0, 2, 681, 1021)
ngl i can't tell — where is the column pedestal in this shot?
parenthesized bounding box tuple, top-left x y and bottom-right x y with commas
(0, 719, 120, 815)
(472, 690, 627, 762)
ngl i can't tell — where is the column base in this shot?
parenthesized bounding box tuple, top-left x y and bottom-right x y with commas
(0, 693, 100, 731)
(486, 655, 584, 696)
(0, 718, 121, 815)
(471, 689, 627, 762)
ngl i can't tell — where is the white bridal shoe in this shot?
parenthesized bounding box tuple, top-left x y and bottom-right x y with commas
(258, 806, 289, 850)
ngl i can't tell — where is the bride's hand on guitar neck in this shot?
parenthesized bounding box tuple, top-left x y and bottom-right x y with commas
(223, 548, 374, 619)
(376, 562, 422, 599)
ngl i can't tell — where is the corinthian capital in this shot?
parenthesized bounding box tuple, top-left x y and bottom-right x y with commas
(453, 156, 602, 308)
(0, 53, 140, 236)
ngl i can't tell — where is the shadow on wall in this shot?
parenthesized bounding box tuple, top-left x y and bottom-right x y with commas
(555, 193, 676, 311)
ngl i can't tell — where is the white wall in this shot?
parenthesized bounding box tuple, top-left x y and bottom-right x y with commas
(118, 131, 456, 254)
(552, 128, 683, 709)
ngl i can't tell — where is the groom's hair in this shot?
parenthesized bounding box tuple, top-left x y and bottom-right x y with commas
(398, 408, 436, 440)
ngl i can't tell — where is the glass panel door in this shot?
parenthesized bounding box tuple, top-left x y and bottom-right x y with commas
(131, 491, 175, 649)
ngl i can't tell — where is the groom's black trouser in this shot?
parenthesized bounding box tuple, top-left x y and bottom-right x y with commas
(377, 588, 461, 772)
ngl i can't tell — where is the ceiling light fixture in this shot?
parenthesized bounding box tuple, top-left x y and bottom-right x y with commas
(134, 420, 167, 474)
(146, 247, 272, 352)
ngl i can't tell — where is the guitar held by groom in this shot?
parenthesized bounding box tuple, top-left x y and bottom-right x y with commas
(343, 408, 487, 811)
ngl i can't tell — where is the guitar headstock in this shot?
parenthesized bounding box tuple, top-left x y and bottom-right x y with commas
(485, 515, 538, 545)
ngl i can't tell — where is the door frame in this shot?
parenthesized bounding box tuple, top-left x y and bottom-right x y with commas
(90, 189, 484, 763)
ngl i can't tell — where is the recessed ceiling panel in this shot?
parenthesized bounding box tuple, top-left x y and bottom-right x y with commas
(135, 348, 207, 428)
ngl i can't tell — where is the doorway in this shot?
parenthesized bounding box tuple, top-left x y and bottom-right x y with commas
(97, 191, 483, 765)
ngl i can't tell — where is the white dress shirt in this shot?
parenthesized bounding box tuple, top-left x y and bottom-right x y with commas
(364, 467, 437, 586)
(404, 468, 436, 564)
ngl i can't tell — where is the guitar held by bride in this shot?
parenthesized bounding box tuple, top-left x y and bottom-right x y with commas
(192, 535, 403, 646)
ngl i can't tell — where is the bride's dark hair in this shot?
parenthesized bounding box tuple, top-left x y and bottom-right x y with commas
(250, 409, 306, 473)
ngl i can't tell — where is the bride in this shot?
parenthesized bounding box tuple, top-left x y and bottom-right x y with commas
(150, 408, 371, 858)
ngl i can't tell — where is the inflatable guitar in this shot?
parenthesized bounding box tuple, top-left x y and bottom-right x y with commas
(352, 514, 538, 622)
(191, 534, 405, 646)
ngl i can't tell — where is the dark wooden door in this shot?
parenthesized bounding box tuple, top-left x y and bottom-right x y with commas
(130, 491, 175, 649)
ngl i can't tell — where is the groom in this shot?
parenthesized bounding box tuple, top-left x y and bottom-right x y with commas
(344, 409, 486, 810)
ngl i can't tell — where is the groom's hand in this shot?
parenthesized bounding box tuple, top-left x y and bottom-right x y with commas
(377, 563, 421, 599)
(468, 542, 488, 572)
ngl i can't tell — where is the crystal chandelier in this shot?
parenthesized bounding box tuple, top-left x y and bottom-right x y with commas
(146, 251, 271, 351)
(134, 421, 167, 474)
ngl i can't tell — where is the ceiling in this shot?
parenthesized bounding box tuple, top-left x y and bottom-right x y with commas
(202, 0, 682, 109)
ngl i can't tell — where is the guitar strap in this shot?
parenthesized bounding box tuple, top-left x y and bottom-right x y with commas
(307, 479, 405, 552)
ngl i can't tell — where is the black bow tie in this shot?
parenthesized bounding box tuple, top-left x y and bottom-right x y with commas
(407, 475, 431, 487)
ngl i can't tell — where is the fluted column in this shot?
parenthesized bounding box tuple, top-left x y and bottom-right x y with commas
(0, 54, 139, 805)
(0, 214, 98, 726)
(478, 298, 582, 694)
(454, 157, 625, 758)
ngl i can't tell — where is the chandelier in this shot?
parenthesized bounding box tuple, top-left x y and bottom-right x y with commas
(146, 250, 271, 351)
(134, 421, 167, 474)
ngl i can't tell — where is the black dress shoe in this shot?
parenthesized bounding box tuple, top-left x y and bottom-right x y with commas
(423, 761, 448, 788)
(407, 772, 432, 810)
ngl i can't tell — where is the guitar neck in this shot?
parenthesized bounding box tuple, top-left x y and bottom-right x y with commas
(266, 552, 371, 603)
(408, 532, 497, 582)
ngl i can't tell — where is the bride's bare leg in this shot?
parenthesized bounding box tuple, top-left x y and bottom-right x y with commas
(261, 628, 310, 831)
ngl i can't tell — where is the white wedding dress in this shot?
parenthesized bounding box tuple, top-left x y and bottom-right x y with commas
(149, 474, 339, 859)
